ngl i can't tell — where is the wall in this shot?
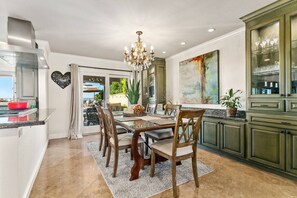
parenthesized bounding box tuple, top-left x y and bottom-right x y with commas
(166, 28, 246, 110)
(48, 53, 131, 139)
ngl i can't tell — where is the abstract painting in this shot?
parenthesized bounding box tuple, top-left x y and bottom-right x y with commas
(179, 50, 219, 104)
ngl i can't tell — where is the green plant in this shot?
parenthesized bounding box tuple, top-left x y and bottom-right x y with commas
(94, 91, 103, 101)
(220, 88, 242, 108)
(125, 79, 140, 104)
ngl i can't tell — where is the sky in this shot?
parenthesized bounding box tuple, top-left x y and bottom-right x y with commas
(83, 82, 104, 100)
(0, 76, 13, 99)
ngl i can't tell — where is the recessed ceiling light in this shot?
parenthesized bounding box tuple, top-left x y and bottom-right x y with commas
(180, 42, 186, 45)
(208, 28, 215, 32)
(162, 51, 166, 54)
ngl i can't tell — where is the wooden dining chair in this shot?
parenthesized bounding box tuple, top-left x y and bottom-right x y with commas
(107, 103, 127, 134)
(144, 104, 182, 155)
(97, 105, 127, 157)
(145, 103, 157, 114)
(150, 109, 205, 198)
(107, 103, 122, 111)
(103, 107, 144, 177)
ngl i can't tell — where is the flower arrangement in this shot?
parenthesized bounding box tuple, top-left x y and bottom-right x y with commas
(132, 104, 145, 116)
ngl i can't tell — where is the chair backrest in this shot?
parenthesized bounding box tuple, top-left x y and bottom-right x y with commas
(164, 104, 182, 116)
(103, 107, 118, 147)
(96, 105, 106, 133)
(172, 109, 205, 155)
(145, 103, 157, 114)
(107, 103, 122, 111)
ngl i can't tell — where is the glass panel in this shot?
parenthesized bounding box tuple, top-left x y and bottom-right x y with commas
(0, 76, 13, 109)
(291, 15, 297, 94)
(83, 75, 105, 126)
(109, 77, 128, 109)
(251, 21, 280, 95)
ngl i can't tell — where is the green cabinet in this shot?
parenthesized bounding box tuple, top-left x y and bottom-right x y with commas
(241, 0, 297, 112)
(247, 124, 285, 170)
(201, 117, 245, 157)
(286, 130, 297, 174)
(201, 118, 220, 149)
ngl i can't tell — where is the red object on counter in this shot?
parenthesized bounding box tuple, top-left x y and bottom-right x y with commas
(7, 101, 28, 110)
(8, 115, 29, 122)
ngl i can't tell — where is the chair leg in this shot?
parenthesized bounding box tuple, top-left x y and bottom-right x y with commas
(102, 136, 107, 157)
(192, 155, 199, 188)
(145, 135, 149, 155)
(140, 143, 144, 157)
(99, 132, 103, 151)
(172, 159, 178, 198)
(106, 145, 111, 167)
(130, 149, 133, 160)
(150, 149, 156, 177)
(113, 149, 119, 177)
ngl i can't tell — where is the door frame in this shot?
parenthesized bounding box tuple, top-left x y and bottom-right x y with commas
(79, 67, 131, 135)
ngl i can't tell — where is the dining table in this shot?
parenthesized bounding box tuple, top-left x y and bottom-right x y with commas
(114, 114, 177, 181)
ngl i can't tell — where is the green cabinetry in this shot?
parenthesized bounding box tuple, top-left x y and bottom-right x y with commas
(201, 117, 245, 158)
(242, 0, 297, 177)
(247, 124, 285, 170)
(241, 0, 297, 112)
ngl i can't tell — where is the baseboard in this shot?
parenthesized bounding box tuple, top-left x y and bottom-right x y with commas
(49, 133, 67, 140)
(23, 139, 48, 198)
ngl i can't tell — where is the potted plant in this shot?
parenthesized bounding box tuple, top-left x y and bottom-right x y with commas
(220, 88, 242, 117)
(125, 79, 140, 105)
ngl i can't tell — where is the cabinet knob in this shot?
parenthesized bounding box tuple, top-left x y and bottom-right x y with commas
(287, 131, 291, 135)
(280, 94, 285, 97)
(287, 94, 292, 97)
(280, 130, 285, 134)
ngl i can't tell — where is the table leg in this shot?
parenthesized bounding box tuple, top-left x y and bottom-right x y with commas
(130, 131, 144, 181)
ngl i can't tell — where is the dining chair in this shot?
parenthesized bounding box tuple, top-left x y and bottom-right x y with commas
(107, 103, 127, 134)
(150, 109, 205, 198)
(103, 107, 144, 177)
(144, 104, 182, 155)
(145, 103, 157, 114)
(97, 105, 127, 157)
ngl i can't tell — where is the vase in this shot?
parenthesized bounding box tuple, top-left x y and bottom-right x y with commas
(226, 107, 237, 117)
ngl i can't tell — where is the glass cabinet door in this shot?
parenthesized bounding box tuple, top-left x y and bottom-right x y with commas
(290, 14, 297, 94)
(250, 21, 280, 96)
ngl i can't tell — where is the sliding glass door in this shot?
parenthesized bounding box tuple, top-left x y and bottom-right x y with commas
(80, 68, 131, 135)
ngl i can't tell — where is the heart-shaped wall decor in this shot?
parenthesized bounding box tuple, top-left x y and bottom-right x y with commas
(51, 71, 71, 89)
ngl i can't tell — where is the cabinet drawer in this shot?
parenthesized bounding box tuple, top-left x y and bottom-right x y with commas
(248, 113, 297, 129)
(287, 100, 297, 113)
(248, 100, 284, 111)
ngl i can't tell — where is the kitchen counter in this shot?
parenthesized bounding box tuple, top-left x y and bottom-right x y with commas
(0, 108, 54, 129)
(182, 107, 246, 122)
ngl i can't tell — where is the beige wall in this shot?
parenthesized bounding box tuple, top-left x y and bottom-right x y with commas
(166, 28, 246, 110)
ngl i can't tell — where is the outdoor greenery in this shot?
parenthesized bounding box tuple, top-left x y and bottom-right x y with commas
(110, 78, 128, 95)
(125, 79, 140, 104)
(94, 90, 104, 101)
(220, 88, 242, 108)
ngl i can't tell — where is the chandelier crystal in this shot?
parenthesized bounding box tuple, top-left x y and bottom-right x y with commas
(124, 31, 155, 71)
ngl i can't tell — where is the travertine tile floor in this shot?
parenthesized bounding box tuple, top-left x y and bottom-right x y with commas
(30, 135, 297, 198)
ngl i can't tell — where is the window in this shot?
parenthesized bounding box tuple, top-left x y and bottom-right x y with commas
(0, 76, 14, 103)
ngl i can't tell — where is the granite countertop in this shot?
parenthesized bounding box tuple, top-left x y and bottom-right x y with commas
(0, 109, 55, 129)
(182, 107, 246, 121)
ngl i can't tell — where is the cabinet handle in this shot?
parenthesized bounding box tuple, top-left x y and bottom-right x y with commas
(287, 94, 292, 97)
(280, 130, 285, 134)
(287, 131, 291, 135)
(280, 94, 285, 97)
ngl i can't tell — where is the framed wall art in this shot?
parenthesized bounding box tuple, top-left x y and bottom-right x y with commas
(179, 50, 219, 104)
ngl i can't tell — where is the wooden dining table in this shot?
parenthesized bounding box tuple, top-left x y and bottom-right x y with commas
(114, 114, 176, 181)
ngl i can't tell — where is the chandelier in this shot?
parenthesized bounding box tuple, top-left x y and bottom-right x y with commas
(124, 31, 155, 71)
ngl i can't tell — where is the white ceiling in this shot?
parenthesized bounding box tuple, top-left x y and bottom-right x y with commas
(0, 0, 276, 61)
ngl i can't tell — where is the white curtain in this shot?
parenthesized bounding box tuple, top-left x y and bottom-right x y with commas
(68, 64, 80, 139)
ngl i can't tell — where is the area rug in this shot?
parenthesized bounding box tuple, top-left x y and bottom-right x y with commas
(87, 141, 214, 198)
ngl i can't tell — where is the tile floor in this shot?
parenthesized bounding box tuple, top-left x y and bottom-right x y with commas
(30, 135, 297, 198)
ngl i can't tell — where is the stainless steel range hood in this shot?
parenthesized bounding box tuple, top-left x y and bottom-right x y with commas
(0, 17, 49, 69)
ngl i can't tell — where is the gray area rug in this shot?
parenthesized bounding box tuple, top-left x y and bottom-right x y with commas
(87, 141, 214, 198)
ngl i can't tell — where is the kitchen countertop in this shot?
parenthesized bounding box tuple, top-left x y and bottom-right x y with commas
(0, 108, 55, 129)
(182, 107, 246, 121)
